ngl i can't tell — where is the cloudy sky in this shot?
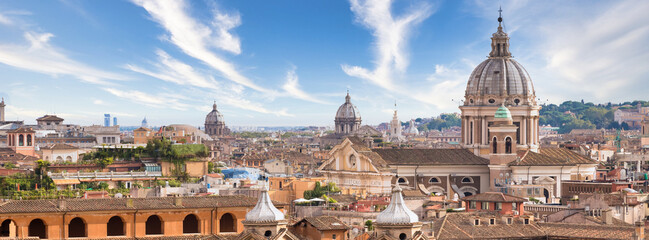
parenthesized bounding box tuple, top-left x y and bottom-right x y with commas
(0, 0, 648, 127)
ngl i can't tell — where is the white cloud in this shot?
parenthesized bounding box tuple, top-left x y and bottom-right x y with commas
(125, 50, 292, 116)
(0, 32, 127, 85)
(103, 88, 191, 111)
(131, 0, 267, 92)
(342, 0, 432, 89)
(282, 67, 330, 105)
(92, 99, 106, 105)
(0, 13, 12, 25)
(126, 49, 219, 89)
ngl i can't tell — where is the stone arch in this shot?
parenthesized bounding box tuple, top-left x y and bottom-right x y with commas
(107, 216, 125, 236)
(397, 177, 408, 185)
(429, 177, 441, 183)
(146, 215, 163, 235)
(68, 217, 86, 238)
(219, 213, 236, 233)
(0, 219, 17, 237)
(461, 176, 474, 183)
(56, 156, 63, 162)
(183, 214, 200, 234)
(66, 156, 72, 162)
(458, 186, 478, 197)
(492, 137, 497, 153)
(28, 219, 47, 239)
(427, 186, 446, 196)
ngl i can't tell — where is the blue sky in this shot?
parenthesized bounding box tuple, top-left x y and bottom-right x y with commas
(1, 0, 648, 127)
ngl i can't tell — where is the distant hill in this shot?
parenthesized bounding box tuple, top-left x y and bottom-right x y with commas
(540, 100, 649, 133)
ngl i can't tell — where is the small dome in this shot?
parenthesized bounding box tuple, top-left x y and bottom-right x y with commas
(205, 102, 223, 124)
(495, 105, 512, 119)
(336, 93, 361, 120)
(376, 185, 419, 224)
(245, 186, 285, 222)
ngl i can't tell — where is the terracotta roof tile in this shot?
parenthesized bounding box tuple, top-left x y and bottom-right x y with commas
(296, 216, 349, 231)
(461, 192, 526, 203)
(510, 148, 596, 166)
(373, 149, 489, 165)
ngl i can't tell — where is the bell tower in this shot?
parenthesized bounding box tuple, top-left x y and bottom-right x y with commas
(487, 105, 517, 191)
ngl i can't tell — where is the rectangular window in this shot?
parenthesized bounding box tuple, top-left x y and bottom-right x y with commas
(481, 202, 489, 210)
(527, 188, 533, 195)
(495, 202, 502, 210)
(469, 201, 476, 209)
(507, 218, 513, 224)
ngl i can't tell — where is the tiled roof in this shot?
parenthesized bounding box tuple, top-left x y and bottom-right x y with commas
(42, 143, 78, 150)
(510, 148, 596, 166)
(297, 216, 349, 231)
(433, 212, 546, 239)
(0, 148, 39, 162)
(7, 127, 35, 133)
(373, 149, 489, 165)
(0, 195, 285, 213)
(461, 192, 526, 203)
(540, 222, 648, 239)
(36, 115, 64, 121)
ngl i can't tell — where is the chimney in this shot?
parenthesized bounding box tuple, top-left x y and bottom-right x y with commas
(58, 199, 66, 210)
(602, 209, 612, 225)
(174, 196, 183, 207)
(126, 198, 134, 208)
(634, 221, 645, 240)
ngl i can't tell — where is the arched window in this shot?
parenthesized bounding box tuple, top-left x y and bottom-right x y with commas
(107, 216, 125, 236)
(219, 213, 236, 233)
(505, 137, 512, 154)
(18, 134, 24, 146)
(28, 219, 47, 239)
(349, 155, 357, 168)
(264, 231, 272, 237)
(27, 134, 32, 146)
(68, 217, 86, 238)
(183, 214, 200, 234)
(146, 215, 163, 235)
(492, 137, 497, 153)
(429, 177, 440, 183)
(461, 177, 474, 183)
(66, 156, 72, 162)
(397, 177, 407, 185)
(56, 156, 63, 162)
(0, 219, 17, 237)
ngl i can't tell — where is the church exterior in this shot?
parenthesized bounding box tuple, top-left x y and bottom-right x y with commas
(320, 13, 597, 204)
(205, 102, 230, 138)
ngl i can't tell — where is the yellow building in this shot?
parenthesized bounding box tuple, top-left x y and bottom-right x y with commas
(268, 177, 326, 203)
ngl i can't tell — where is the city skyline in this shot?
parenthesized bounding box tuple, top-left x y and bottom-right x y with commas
(1, 0, 648, 127)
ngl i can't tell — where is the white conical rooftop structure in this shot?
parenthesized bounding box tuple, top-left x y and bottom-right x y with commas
(245, 185, 285, 222)
(376, 184, 419, 224)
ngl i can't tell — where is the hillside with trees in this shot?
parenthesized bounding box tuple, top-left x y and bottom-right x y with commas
(540, 100, 649, 133)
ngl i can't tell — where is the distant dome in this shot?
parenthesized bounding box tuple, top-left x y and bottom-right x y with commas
(205, 102, 223, 124)
(464, 17, 535, 106)
(375, 185, 419, 224)
(336, 93, 361, 120)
